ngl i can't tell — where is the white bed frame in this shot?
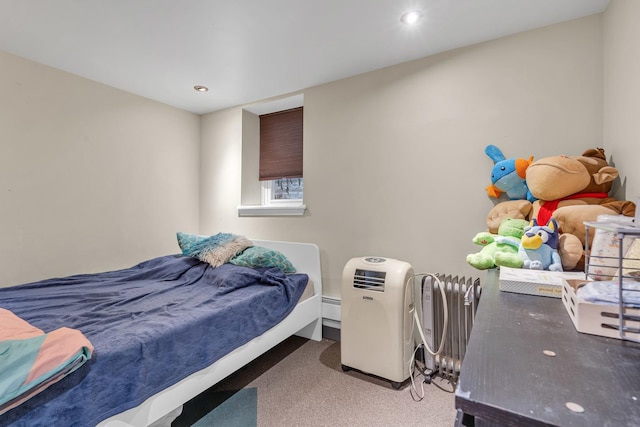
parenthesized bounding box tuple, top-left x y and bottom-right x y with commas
(98, 240, 323, 427)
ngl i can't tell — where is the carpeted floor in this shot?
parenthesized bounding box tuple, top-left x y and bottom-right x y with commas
(172, 336, 457, 427)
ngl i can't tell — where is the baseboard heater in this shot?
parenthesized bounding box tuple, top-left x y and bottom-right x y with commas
(421, 274, 481, 382)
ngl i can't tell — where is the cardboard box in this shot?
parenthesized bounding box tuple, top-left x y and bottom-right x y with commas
(498, 266, 586, 298)
(562, 279, 640, 340)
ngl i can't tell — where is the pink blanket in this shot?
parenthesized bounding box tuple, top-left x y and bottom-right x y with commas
(0, 308, 94, 415)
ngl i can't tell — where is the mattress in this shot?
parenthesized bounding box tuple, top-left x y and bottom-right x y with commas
(299, 278, 315, 303)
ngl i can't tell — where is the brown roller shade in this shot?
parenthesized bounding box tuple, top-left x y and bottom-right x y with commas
(259, 107, 303, 181)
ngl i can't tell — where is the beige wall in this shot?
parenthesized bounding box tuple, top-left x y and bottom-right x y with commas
(603, 0, 640, 202)
(200, 15, 604, 298)
(4, 10, 632, 298)
(0, 51, 200, 287)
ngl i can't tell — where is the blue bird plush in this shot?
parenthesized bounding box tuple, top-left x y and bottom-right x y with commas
(484, 145, 536, 202)
(518, 218, 563, 271)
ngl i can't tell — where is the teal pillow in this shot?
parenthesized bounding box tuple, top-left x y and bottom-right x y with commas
(177, 232, 210, 256)
(230, 246, 296, 273)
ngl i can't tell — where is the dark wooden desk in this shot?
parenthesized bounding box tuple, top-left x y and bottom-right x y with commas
(455, 269, 640, 426)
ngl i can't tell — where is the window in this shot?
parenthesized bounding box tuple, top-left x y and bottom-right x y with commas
(237, 98, 306, 216)
(262, 177, 304, 205)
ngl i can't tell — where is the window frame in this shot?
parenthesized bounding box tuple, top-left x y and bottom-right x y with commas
(237, 95, 306, 217)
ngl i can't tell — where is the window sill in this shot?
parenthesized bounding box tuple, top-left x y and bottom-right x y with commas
(237, 204, 307, 217)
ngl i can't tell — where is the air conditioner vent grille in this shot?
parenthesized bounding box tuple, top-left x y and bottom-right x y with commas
(353, 269, 386, 292)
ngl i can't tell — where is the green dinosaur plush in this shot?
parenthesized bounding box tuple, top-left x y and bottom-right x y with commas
(466, 218, 528, 270)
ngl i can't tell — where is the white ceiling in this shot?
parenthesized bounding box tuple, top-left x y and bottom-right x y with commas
(0, 0, 609, 115)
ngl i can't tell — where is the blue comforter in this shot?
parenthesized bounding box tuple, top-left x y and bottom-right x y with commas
(0, 255, 308, 427)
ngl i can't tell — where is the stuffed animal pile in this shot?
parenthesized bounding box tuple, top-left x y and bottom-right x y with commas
(468, 146, 637, 271)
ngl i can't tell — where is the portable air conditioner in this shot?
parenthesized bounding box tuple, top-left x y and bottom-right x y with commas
(340, 257, 414, 388)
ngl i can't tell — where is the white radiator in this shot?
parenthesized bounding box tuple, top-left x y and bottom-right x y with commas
(421, 274, 480, 381)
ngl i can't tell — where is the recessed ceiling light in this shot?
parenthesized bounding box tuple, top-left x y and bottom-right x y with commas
(194, 85, 209, 92)
(400, 10, 423, 25)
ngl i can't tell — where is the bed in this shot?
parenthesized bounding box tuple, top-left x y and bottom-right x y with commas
(0, 239, 323, 427)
